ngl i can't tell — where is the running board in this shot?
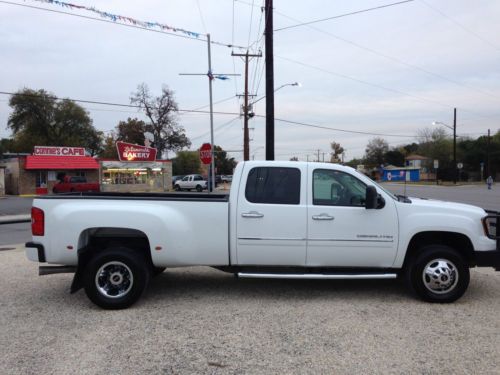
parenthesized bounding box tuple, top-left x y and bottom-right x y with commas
(237, 272, 397, 280)
(39, 266, 76, 276)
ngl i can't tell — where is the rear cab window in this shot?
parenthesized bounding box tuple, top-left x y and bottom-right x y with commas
(245, 167, 301, 205)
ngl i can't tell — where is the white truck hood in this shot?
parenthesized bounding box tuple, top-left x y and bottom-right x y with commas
(408, 197, 486, 218)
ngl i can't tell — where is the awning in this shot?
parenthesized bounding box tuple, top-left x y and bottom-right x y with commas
(25, 155, 100, 170)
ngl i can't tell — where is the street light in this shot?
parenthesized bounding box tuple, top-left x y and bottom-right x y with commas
(432, 108, 457, 184)
(252, 82, 301, 105)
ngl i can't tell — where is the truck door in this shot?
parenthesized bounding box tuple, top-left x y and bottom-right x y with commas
(236, 164, 307, 265)
(306, 167, 398, 267)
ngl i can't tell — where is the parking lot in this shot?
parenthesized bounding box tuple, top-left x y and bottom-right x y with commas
(0, 184, 499, 374)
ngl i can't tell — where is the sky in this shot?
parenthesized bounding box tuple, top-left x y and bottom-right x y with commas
(1, 0, 499, 162)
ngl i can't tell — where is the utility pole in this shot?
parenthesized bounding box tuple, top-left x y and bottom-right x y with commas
(453, 107, 457, 184)
(317, 149, 320, 163)
(232, 50, 262, 161)
(180, 34, 239, 192)
(322, 152, 325, 162)
(265, 0, 274, 160)
(487, 128, 491, 178)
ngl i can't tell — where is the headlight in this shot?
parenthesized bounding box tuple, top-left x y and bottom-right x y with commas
(482, 216, 497, 239)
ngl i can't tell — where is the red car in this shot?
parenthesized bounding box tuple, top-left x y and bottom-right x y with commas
(52, 176, 100, 193)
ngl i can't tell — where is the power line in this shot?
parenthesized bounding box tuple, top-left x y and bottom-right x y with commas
(274, 10, 500, 101)
(274, 0, 415, 32)
(0, 90, 241, 116)
(275, 55, 500, 121)
(0, 0, 246, 50)
(195, 0, 208, 34)
(420, 0, 500, 53)
(247, 0, 256, 48)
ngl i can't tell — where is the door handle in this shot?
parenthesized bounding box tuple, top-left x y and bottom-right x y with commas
(241, 211, 264, 218)
(312, 214, 334, 221)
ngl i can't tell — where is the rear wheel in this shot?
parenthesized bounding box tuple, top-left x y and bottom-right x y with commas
(406, 245, 469, 303)
(83, 247, 150, 309)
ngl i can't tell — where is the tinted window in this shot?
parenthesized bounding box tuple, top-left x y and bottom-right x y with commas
(313, 169, 366, 206)
(245, 167, 300, 205)
(194, 175, 203, 181)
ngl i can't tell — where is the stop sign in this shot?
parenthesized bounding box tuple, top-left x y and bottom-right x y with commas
(199, 143, 212, 165)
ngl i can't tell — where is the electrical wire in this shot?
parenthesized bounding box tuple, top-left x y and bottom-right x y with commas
(0, 0, 246, 50)
(275, 55, 500, 121)
(420, 0, 500, 53)
(274, 10, 500, 101)
(195, 0, 208, 34)
(274, 0, 415, 32)
(247, 0, 256, 48)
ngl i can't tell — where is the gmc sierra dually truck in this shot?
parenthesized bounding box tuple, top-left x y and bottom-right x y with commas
(26, 161, 499, 309)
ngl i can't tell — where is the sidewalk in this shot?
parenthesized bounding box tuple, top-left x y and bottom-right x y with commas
(0, 214, 31, 224)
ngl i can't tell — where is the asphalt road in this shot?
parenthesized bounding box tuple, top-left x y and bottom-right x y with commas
(0, 246, 499, 374)
(0, 222, 30, 246)
(382, 183, 500, 210)
(0, 196, 33, 215)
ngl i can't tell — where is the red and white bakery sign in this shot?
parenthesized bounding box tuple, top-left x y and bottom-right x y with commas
(116, 141, 157, 162)
(34, 146, 86, 156)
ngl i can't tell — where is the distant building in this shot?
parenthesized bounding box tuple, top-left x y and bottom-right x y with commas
(0, 166, 5, 196)
(405, 154, 435, 180)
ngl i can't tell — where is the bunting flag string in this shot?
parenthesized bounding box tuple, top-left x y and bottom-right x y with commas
(32, 0, 202, 38)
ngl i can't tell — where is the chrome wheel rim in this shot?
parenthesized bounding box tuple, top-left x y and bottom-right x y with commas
(95, 261, 133, 299)
(422, 258, 459, 294)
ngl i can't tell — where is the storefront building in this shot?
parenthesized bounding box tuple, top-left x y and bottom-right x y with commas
(99, 141, 172, 193)
(0, 166, 5, 196)
(1, 146, 99, 195)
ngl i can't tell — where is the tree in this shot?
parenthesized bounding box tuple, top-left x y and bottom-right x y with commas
(7, 88, 103, 155)
(289, 156, 299, 161)
(214, 145, 237, 175)
(99, 133, 118, 159)
(116, 118, 146, 145)
(364, 137, 389, 166)
(0, 138, 14, 157)
(330, 142, 344, 163)
(130, 83, 190, 159)
(172, 151, 201, 175)
(384, 149, 405, 166)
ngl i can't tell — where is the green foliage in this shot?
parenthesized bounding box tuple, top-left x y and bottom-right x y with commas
(214, 145, 237, 175)
(172, 151, 201, 175)
(130, 83, 191, 159)
(99, 134, 118, 159)
(364, 137, 389, 166)
(116, 118, 146, 145)
(384, 149, 405, 166)
(7, 88, 103, 155)
(0, 138, 14, 157)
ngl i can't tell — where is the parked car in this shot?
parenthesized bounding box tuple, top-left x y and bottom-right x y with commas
(52, 176, 100, 194)
(221, 175, 233, 183)
(174, 174, 207, 192)
(171, 175, 185, 188)
(26, 161, 500, 309)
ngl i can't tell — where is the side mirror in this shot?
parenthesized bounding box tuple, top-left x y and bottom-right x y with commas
(365, 186, 378, 209)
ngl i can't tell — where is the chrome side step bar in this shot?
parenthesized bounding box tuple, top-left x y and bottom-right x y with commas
(39, 266, 76, 276)
(237, 273, 397, 280)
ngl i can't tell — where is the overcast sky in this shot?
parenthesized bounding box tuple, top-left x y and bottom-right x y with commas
(1, 0, 499, 161)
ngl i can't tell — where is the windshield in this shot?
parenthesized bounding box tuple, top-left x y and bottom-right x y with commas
(350, 169, 398, 201)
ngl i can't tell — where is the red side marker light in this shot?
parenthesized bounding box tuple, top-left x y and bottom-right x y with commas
(155, 246, 162, 251)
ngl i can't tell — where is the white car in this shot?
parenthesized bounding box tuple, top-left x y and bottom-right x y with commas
(26, 161, 499, 309)
(174, 174, 207, 192)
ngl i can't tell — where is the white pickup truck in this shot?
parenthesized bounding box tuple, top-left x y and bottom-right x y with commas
(26, 161, 499, 309)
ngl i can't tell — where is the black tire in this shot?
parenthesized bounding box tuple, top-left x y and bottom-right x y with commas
(174, 184, 181, 191)
(196, 185, 202, 192)
(406, 245, 469, 303)
(152, 266, 166, 277)
(83, 247, 151, 309)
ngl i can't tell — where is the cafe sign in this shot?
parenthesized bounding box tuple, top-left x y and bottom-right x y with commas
(116, 141, 157, 162)
(34, 146, 86, 156)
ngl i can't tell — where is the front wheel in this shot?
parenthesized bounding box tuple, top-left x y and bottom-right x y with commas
(406, 245, 469, 303)
(196, 185, 202, 192)
(83, 247, 150, 309)
(174, 185, 181, 191)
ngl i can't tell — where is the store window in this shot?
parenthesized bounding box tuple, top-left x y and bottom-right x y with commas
(36, 171, 47, 188)
(102, 168, 164, 188)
